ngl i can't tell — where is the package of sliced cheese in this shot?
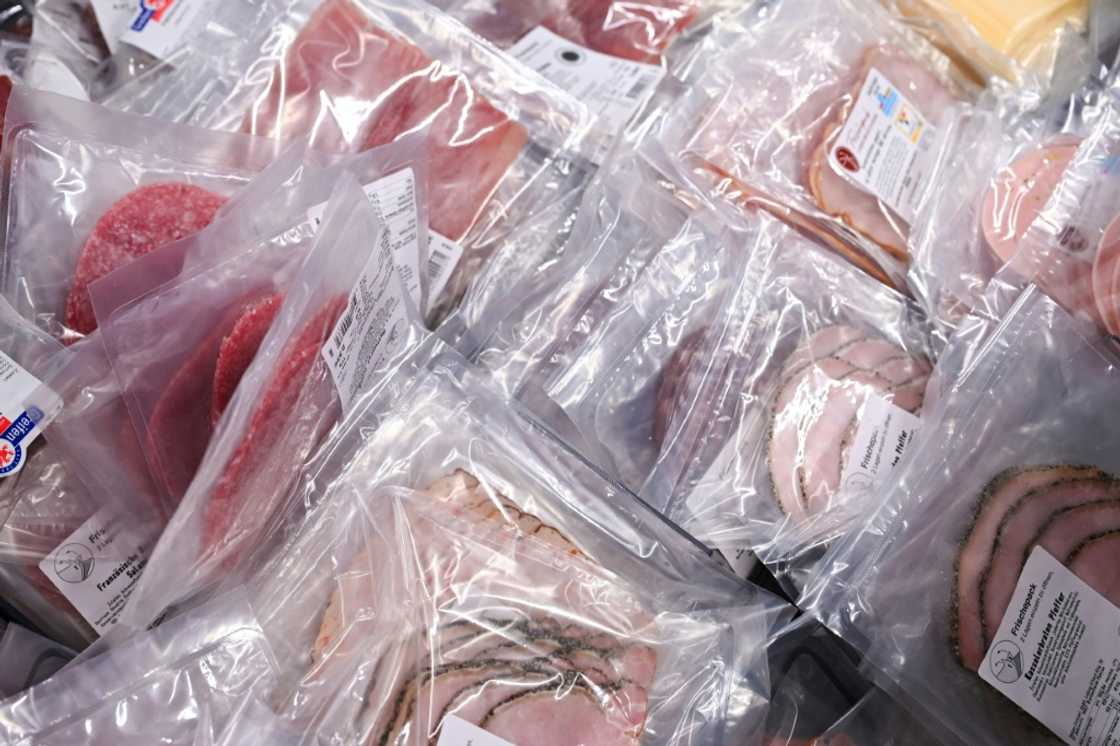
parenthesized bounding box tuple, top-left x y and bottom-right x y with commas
(803, 285, 1120, 746)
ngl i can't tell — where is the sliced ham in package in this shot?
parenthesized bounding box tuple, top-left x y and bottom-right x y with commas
(100, 0, 595, 324)
(907, 76, 1115, 333)
(211, 346, 788, 744)
(0, 593, 285, 745)
(803, 286, 1120, 746)
(647, 0, 976, 288)
(91, 137, 430, 518)
(114, 177, 426, 636)
(0, 87, 278, 343)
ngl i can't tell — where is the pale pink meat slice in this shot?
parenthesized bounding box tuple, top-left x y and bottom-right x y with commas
(808, 46, 957, 260)
(982, 477, 1120, 647)
(1092, 213, 1120, 335)
(483, 685, 645, 746)
(954, 465, 1107, 670)
(1035, 500, 1120, 563)
(1068, 532, 1120, 606)
(982, 140, 1080, 265)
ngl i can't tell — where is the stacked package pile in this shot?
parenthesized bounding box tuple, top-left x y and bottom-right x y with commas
(0, 0, 1115, 744)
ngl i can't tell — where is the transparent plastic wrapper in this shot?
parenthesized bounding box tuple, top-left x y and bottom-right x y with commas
(907, 78, 1114, 333)
(231, 349, 787, 744)
(465, 150, 698, 396)
(0, 86, 278, 343)
(93, 137, 429, 518)
(26, 0, 109, 97)
(0, 593, 284, 745)
(116, 179, 427, 637)
(803, 286, 1120, 746)
(556, 212, 938, 592)
(100, 0, 595, 322)
(0, 621, 74, 698)
(648, 0, 977, 288)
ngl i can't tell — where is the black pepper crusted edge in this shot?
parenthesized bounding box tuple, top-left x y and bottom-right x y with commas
(1027, 497, 1120, 565)
(1067, 527, 1120, 565)
(976, 474, 1120, 651)
(476, 677, 622, 733)
(948, 465, 1109, 668)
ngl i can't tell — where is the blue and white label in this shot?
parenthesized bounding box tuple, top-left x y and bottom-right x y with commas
(0, 351, 61, 478)
(120, 0, 215, 60)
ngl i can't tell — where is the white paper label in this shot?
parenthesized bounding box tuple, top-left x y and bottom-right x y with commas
(838, 394, 921, 494)
(0, 351, 62, 478)
(120, 0, 216, 60)
(38, 510, 151, 634)
(717, 546, 756, 579)
(437, 716, 516, 746)
(508, 26, 664, 136)
(89, 0, 134, 53)
(321, 239, 410, 413)
(426, 231, 464, 313)
(828, 67, 934, 222)
(308, 169, 422, 305)
(980, 547, 1120, 745)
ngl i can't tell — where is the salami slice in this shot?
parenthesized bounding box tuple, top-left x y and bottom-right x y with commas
(65, 183, 226, 335)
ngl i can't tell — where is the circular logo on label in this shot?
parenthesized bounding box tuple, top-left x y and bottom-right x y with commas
(843, 472, 874, 493)
(0, 441, 22, 474)
(557, 48, 584, 65)
(54, 543, 95, 584)
(989, 640, 1024, 684)
(139, 0, 173, 12)
(835, 147, 860, 173)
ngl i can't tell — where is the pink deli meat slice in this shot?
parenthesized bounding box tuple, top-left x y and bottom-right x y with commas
(1068, 533, 1120, 607)
(248, 0, 528, 242)
(65, 183, 226, 336)
(954, 465, 1108, 670)
(807, 46, 956, 261)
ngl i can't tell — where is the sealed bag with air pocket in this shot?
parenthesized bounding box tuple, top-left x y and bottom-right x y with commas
(803, 286, 1120, 746)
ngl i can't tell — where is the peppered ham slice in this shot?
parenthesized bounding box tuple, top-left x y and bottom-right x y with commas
(807, 46, 957, 260)
(1069, 533, 1120, 605)
(65, 183, 226, 336)
(953, 465, 1118, 671)
(248, 0, 527, 242)
(767, 325, 931, 522)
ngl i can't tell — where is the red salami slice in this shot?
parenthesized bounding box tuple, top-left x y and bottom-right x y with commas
(65, 183, 226, 335)
(211, 294, 282, 426)
(201, 297, 347, 557)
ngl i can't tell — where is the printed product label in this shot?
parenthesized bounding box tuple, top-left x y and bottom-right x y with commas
(716, 546, 755, 579)
(0, 351, 62, 478)
(828, 67, 934, 222)
(38, 510, 152, 634)
(436, 715, 516, 746)
(308, 169, 422, 305)
(89, 0, 135, 53)
(980, 547, 1120, 745)
(321, 238, 410, 413)
(121, 0, 216, 60)
(426, 231, 465, 313)
(508, 26, 665, 136)
(838, 393, 921, 494)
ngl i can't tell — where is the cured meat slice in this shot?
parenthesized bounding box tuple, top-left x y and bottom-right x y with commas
(953, 464, 1107, 670)
(653, 329, 705, 447)
(1068, 533, 1120, 606)
(807, 46, 957, 260)
(201, 296, 346, 557)
(981, 140, 1079, 264)
(64, 183, 226, 335)
(767, 325, 931, 521)
(457, 0, 698, 63)
(210, 294, 282, 425)
(981, 477, 1120, 641)
(1092, 214, 1120, 335)
(249, 0, 527, 242)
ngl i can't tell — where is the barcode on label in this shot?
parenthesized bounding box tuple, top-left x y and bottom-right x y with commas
(626, 72, 656, 100)
(332, 307, 356, 348)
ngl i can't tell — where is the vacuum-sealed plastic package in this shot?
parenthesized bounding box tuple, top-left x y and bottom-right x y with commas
(0, 621, 74, 698)
(907, 77, 1115, 332)
(231, 348, 787, 744)
(649, 0, 976, 288)
(101, 0, 595, 322)
(116, 179, 425, 636)
(804, 286, 1120, 746)
(0, 87, 277, 343)
(93, 137, 429, 518)
(0, 593, 283, 745)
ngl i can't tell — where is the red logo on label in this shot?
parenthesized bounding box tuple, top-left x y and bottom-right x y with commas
(141, 0, 174, 20)
(835, 147, 860, 173)
(0, 417, 10, 432)
(0, 443, 14, 467)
